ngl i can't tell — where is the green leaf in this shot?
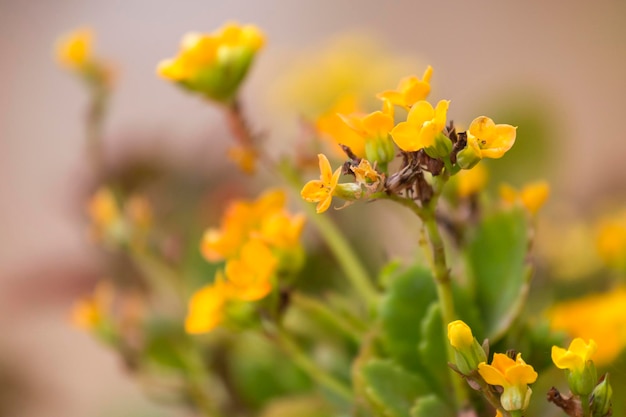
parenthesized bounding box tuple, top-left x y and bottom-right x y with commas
(361, 359, 431, 417)
(379, 265, 437, 374)
(416, 303, 447, 396)
(465, 208, 531, 341)
(409, 394, 454, 417)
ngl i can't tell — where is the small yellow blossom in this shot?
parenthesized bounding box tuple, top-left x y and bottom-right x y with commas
(500, 181, 550, 215)
(257, 212, 307, 250)
(87, 187, 121, 241)
(227, 145, 258, 174)
(552, 338, 597, 372)
(55, 28, 92, 70)
(548, 288, 626, 365)
(71, 280, 114, 330)
(390, 100, 449, 152)
(456, 163, 488, 198)
(185, 272, 232, 334)
(377, 66, 433, 109)
(158, 22, 265, 101)
(316, 94, 367, 158)
(478, 353, 537, 411)
(596, 212, 626, 270)
(448, 320, 474, 350)
(225, 239, 277, 301)
(351, 159, 381, 185)
(301, 154, 342, 214)
(467, 116, 517, 159)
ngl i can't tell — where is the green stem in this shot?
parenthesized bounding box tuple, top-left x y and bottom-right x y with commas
(86, 83, 108, 173)
(581, 397, 591, 417)
(279, 162, 379, 312)
(291, 292, 364, 343)
(272, 325, 353, 401)
(183, 346, 223, 417)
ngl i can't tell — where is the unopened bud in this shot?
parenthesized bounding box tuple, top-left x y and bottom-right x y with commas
(590, 374, 612, 417)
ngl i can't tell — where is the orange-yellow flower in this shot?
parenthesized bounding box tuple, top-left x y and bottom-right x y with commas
(596, 212, 626, 270)
(456, 163, 488, 197)
(552, 338, 597, 373)
(467, 116, 517, 159)
(500, 181, 550, 215)
(55, 28, 92, 70)
(301, 154, 342, 213)
(390, 100, 449, 152)
(316, 94, 367, 158)
(158, 22, 264, 102)
(185, 272, 232, 334)
(478, 353, 537, 411)
(377, 66, 433, 109)
(225, 239, 277, 301)
(71, 280, 114, 330)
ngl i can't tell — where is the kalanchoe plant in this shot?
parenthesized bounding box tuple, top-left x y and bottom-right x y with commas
(58, 21, 624, 417)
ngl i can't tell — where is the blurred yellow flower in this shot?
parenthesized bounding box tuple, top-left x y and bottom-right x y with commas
(467, 116, 517, 159)
(201, 189, 287, 261)
(316, 94, 367, 158)
(71, 280, 114, 330)
(87, 187, 121, 241)
(377, 66, 433, 109)
(55, 28, 92, 70)
(301, 154, 342, 214)
(478, 353, 537, 411)
(390, 100, 449, 152)
(257, 211, 306, 250)
(596, 211, 626, 270)
(158, 22, 265, 102)
(227, 145, 258, 174)
(500, 181, 550, 215)
(552, 338, 597, 372)
(225, 239, 277, 301)
(185, 272, 232, 334)
(548, 287, 626, 365)
(456, 163, 488, 197)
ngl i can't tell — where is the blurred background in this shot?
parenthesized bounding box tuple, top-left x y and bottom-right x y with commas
(1, 0, 625, 416)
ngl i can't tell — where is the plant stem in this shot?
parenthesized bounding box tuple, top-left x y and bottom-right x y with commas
(291, 292, 364, 343)
(272, 325, 353, 401)
(183, 346, 223, 417)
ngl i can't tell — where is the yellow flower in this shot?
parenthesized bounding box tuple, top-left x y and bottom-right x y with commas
(301, 154, 342, 213)
(390, 100, 449, 152)
(552, 338, 597, 372)
(500, 181, 550, 215)
(456, 163, 488, 197)
(316, 94, 367, 158)
(201, 189, 287, 261)
(548, 287, 626, 365)
(55, 28, 92, 70)
(158, 22, 265, 102)
(71, 280, 114, 330)
(478, 353, 537, 411)
(338, 100, 396, 166)
(596, 212, 626, 270)
(87, 187, 122, 242)
(467, 116, 517, 159)
(257, 212, 307, 250)
(448, 320, 474, 350)
(351, 159, 381, 185)
(185, 272, 232, 334)
(225, 239, 277, 301)
(377, 66, 433, 109)
(227, 145, 258, 174)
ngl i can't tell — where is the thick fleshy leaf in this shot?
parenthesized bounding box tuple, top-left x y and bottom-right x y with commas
(465, 208, 530, 341)
(416, 303, 448, 397)
(379, 265, 437, 374)
(410, 394, 454, 417)
(361, 359, 431, 417)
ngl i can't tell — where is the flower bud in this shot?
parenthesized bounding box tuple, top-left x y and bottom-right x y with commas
(447, 320, 487, 374)
(567, 359, 597, 397)
(552, 338, 598, 396)
(423, 132, 452, 160)
(456, 135, 482, 169)
(590, 374, 613, 417)
(364, 134, 395, 171)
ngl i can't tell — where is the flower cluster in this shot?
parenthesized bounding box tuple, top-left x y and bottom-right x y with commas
(158, 22, 264, 103)
(186, 189, 305, 333)
(303, 65, 517, 213)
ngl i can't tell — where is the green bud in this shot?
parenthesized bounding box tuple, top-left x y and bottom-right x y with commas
(567, 360, 597, 397)
(365, 134, 395, 171)
(334, 182, 362, 201)
(448, 320, 487, 374)
(424, 132, 452, 159)
(591, 374, 612, 417)
(456, 135, 482, 169)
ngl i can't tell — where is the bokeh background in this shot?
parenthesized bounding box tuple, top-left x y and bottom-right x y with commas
(1, 0, 625, 416)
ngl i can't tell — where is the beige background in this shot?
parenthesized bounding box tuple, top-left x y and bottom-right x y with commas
(1, 0, 625, 415)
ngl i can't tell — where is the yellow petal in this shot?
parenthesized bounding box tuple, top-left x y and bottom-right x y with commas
(362, 111, 394, 137)
(447, 320, 474, 349)
(407, 100, 435, 126)
(318, 153, 334, 184)
(469, 116, 496, 139)
(301, 180, 327, 202)
(569, 338, 597, 362)
(478, 363, 509, 387)
(390, 121, 420, 151)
